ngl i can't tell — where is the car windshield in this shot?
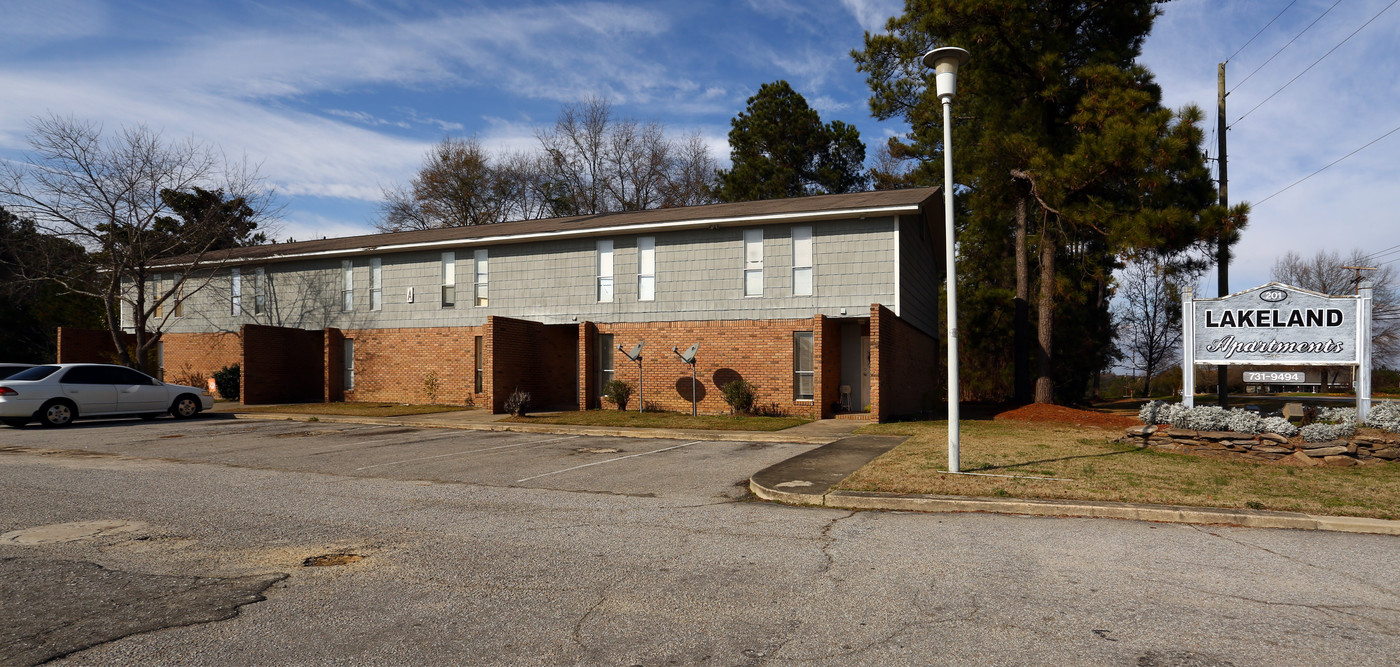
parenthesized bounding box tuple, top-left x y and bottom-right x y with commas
(7, 365, 61, 381)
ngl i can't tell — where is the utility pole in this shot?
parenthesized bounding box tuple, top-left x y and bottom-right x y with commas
(1217, 62, 1229, 408)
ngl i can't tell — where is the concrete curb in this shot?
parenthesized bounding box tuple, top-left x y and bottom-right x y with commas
(226, 412, 838, 444)
(748, 480, 1400, 536)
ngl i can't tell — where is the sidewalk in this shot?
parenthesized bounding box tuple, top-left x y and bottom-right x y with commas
(208, 403, 866, 445)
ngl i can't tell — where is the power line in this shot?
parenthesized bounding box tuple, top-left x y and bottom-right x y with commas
(1226, 0, 1299, 63)
(1359, 242, 1400, 264)
(1253, 122, 1400, 205)
(1229, 0, 1340, 94)
(1231, 0, 1399, 128)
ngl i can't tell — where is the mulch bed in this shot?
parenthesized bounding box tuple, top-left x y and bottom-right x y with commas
(993, 403, 1141, 430)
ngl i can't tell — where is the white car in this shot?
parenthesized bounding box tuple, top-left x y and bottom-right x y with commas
(0, 363, 215, 428)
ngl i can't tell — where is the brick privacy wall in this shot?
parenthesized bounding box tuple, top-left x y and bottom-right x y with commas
(814, 315, 841, 418)
(591, 318, 820, 417)
(578, 322, 598, 410)
(872, 304, 939, 420)
(160, 332, 242, 390)
(324, 328, 344, 402)
(338, 326, 484, 405)
(56, 327, 121, 364)
(487, 316, 577, 413)
(241, 324, 325, 404)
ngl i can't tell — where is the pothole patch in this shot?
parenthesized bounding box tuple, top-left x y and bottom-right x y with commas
(1, 520, 147, 545)
(302, 553, 363, 567)
(274, 431, 322, 438)
(576, 447, 622, 454)
(774, 480, 815, 488)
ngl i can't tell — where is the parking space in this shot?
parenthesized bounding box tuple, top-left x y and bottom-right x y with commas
(0, 416, 817, 500)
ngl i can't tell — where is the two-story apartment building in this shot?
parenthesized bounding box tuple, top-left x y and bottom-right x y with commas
(60, 188, 945, 420)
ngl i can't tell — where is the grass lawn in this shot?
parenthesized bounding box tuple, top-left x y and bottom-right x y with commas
(232, 402, 472, 417)
(503, 409, 811, 431)
(844, 419, 1400, 520)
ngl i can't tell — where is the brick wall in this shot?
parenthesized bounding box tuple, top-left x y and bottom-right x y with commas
(56, 328, 120, 364)
(241, 324, 325, 404)
(161, 332, 242, 390)
(578, 322, 599, 410)
(324, 328, 344, 402)
(588, 318, 820, 417)
(487, 316, 577, 413)
(814, 314, 842, 418)
(872, 304, 939, 421)
(337, 326, 485, 406)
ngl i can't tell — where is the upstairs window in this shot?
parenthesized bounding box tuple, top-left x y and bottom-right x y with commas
(254, 267, 267, 315)
(474, 249, 488, 307)
(152, 273, 163, 318)
(370, 257, 382, 311)
(792, 226, 813, 296)
(171, 273, 183, 318)
(231, 268, 242, 315)
(441, 252, 456, 308)
(597, 240, 614, 303)
(637, 236, 655, 301)
(341, 260, 354, 312)
(744, 229, 763, 297)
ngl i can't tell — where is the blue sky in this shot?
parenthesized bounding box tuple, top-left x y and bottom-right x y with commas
(3, 0, 1397, 295)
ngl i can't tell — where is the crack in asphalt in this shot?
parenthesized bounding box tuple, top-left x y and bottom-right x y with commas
(817, 511, 857, 576)
(1189, 525, 1400, 600)
(1175, 583, 1400, 636)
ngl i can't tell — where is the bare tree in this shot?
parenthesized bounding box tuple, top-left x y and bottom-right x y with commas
(0, 115, 279, 373)
(377, 136, 514, 231)
(662, 134, 718, 208)
(1115, 256, 1184, 396)
(1272, 248, 1400, 370)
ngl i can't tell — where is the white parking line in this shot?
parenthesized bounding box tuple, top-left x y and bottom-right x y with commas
(515, 440, 706, 483)
(353, 435, 581, 471)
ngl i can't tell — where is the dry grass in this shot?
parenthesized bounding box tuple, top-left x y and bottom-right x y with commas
(504, 409, 810, 431)
(234, 402, 471, 417)
(843, 419, 1400, 520)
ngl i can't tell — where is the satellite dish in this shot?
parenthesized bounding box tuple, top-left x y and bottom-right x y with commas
(625, 340, 644, 361)
(678, 343, 699, 364)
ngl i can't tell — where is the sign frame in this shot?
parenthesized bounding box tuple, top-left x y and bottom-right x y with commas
(1182, 281, 1373, 419)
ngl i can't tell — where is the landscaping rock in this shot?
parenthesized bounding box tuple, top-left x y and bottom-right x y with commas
(1259, 432, 1290, 444)
(1323, 455, 1358, 467)
(1125, 425, 1157, 437)
(1300, 440, 1347, 450)
(1290, 451, 1322, 466)
(1373, 448, 1400, 460)
(1254, 446, 1292, 454)
(1347, 442, 1358, 455)
(1164, 428, 1197, 438)
(1302, 446, 1348, 458)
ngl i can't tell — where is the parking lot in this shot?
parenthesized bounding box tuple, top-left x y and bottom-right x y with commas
(0, 415, 816, 500)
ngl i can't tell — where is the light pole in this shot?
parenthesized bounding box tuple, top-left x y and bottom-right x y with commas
(923, 46, 970, 474)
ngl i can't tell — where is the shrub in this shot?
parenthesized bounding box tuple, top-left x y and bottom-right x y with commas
(1366, 400, 1400, 433)
(603, 380, 633, 411)
(504, 387, 531, 417)
(1259, 416, 1299, 438)
(212, 364, 240, 401)
(1138, 400, 1167, 425)
(1300, 421, 1356, 443)
(168, 362, 207, 390)
(1225, 409, 1264, 435)
(422, 372, 440, 404)
(721, 379, 757, 415)
(1183, 405, 1228, 431)
(752, 402, 789, 418)
(1317, 406, 1357, 425)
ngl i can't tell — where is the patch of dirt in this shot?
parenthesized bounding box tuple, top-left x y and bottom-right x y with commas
(302, 553, 363, 567)
(993, 403, 1141, 430)
(575, 447, 622, 454)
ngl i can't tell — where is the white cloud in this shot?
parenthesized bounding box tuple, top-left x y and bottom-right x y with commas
(839, 0, 902, 34)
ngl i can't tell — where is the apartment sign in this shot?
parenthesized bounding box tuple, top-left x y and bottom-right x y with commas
(1181, 281, 1374, 417)
(1189, 283, 1359, 365)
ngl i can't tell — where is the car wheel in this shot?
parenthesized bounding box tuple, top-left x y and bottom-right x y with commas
(38, 400, 77, 428)
(1, 418, 28, 428)
(170, 395, 201, 419)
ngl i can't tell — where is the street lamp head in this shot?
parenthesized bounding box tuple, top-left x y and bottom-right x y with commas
(922, 46, 970, 100)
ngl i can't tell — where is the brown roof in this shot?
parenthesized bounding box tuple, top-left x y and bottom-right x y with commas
(167, 187, 938, 267)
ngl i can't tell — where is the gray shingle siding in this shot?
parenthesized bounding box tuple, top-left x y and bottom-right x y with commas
(897, 212, 942, 338)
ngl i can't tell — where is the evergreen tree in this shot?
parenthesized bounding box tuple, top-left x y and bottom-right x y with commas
(853, 1, 1244, 403)
(716, 81, 870, 202)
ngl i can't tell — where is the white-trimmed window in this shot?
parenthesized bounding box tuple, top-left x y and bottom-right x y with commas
(441, 252, 456, 308)
(152, 273, 163, 318)
(793, 331, 814, 400)
(341, 260, 354, 312)
(369, 257, 382, 311)
(474, 249, 488, 307)
(253, 267, 267, 315)
(231, 268, 242, 315)
(598, 333, 614, 397)
(792, 226, 813, 296)
(744, 229, 763, 297)
(597, 239, 614, 303)
(637, 236, 655, 301)
(171, 273, 183, 318)
(474, 335, 484, 393)
(343, 338, 355, 391)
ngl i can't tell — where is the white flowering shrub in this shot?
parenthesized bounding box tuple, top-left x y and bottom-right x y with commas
(1184, 405, 1230, 431)
(1300, 421, 1356, 443)
(1259, 416, 1299, 438)
(1138, 400, 1168, 425)
(1166, 402, 1194, 428)
(1225, 409, 1264, 434)
(1365, 401, 1400, 433)
(1316, 407, 1357, 425)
